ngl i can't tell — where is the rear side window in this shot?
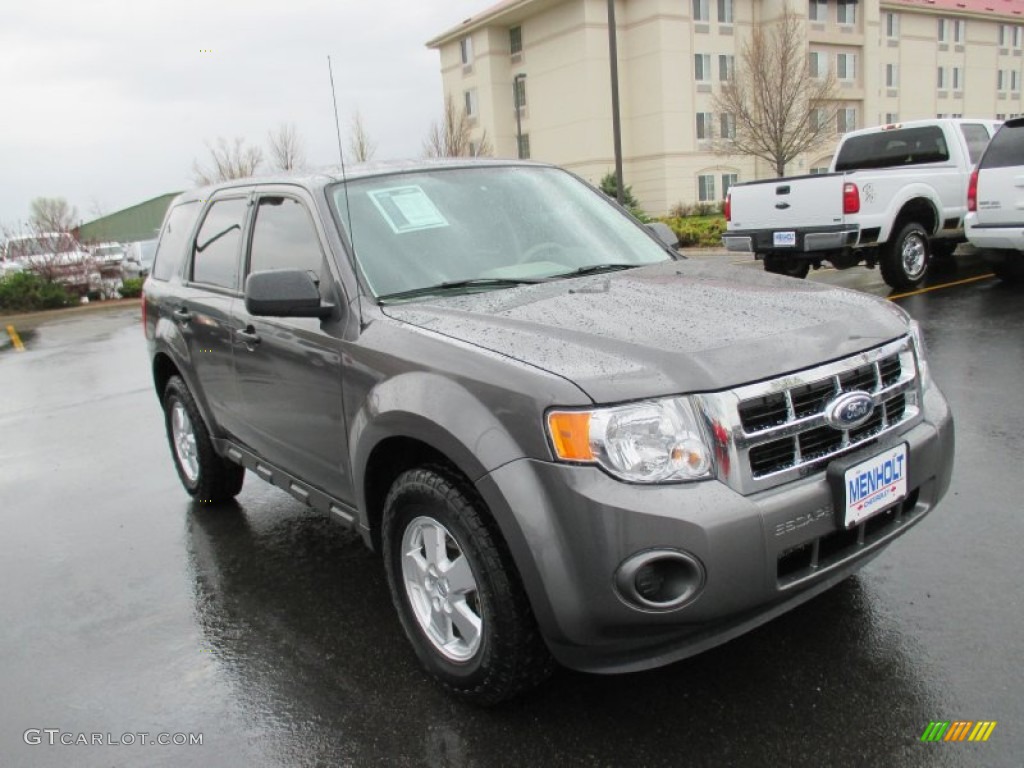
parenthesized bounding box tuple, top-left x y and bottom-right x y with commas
(191, 198, 248, 290)
(151, 202, 201, 282)
(834, 126, 949, 172)
(248, 197, 324, 279)
(960, 123, 993, 165)
(979, 119, 1024, 169)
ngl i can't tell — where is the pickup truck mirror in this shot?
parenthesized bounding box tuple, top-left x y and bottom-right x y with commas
(646, 222, 681, 249)
(244, 269, 334, 319)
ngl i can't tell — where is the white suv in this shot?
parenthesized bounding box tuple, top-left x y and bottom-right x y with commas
(965, 117, 1024, 282)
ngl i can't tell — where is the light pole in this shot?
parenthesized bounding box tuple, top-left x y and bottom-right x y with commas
(513, 73, 527, 158)
(607, 0, 624, 204)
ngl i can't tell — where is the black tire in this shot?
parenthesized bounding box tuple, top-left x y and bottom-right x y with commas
(382, 467, 553, 705)
(881, 223, 930, 290)
(162, 375, 244, 503)
(763, 255, 810, 279)
(991, 258, 1024, 283)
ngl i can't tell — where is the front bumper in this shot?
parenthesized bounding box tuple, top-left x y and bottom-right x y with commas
(476, 383, 953, 673)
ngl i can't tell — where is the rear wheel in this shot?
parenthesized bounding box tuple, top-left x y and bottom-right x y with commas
(382, 467, 553, 705)
(162, 376, 244, 503)
(881, 223, 930, 289)
(763, 255, 810, 279)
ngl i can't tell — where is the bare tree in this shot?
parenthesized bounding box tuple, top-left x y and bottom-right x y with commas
(29, 197, 78, 234)
(423, 96, 493, 158)
(267, 123, 306, 171)
(711, 5, 841, 176)
(192, 137, 264, 185)
(349, 111, 377, 163)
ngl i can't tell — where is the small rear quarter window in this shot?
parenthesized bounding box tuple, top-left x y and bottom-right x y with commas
(151, 202, 202, 282)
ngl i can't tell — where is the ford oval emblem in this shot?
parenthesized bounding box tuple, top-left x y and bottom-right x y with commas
(825, 391, 875, 430)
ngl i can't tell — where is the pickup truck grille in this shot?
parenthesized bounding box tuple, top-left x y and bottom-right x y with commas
(698, 337, 922, 495)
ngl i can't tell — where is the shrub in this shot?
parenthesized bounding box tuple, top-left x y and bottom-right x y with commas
(599, 171, 640, 209)
(658, 215, 727, 248)
(0, 272, 74, 311)
(119, 278, 144, 299)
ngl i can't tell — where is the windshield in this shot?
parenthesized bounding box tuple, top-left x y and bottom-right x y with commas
(329, 166, 671, 299)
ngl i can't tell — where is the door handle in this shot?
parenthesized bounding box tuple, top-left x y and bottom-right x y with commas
(236, 327, 261, 346)
(172, 307, 191, 322)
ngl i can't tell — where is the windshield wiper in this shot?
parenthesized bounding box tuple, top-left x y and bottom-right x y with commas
(378, 277, 546, 303)
(549, 263, 638, 279)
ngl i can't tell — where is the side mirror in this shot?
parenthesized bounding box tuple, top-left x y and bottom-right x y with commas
(646, 222, 681, 250)
(245, 269, 334, 319)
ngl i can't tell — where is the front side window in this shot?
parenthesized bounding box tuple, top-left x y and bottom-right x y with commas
(152, 202, 201, 282)
(248, 197, 323, 279)
(191, 198, 247, 290)
(330, 167, 671, 300)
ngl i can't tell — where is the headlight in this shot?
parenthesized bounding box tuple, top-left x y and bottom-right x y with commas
(907, 319, 931, 386)
(546, 397, 713, 483)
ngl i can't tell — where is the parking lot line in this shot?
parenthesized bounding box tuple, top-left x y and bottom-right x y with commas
(888, 272, 996, 301)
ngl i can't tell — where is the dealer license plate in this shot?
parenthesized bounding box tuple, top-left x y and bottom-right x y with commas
(773, 231, 796, 247)
(843, 444, 908, 528)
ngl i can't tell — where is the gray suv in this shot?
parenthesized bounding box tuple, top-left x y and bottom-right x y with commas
(144, 160, 954, 703)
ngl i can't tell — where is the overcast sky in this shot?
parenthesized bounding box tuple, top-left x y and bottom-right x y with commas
(0, 0, 490, 229)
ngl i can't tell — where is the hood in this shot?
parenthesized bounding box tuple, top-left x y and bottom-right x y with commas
(381, 261, 908, 402)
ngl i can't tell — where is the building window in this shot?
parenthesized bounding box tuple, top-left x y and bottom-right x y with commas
(1004, 25, 1024, 48)
(937, 19, 947, 43)
(953, 67, 963, 91)
(886, 64, 899, 89)
(837, 108, 857, 133)
(460, 37, 474, 67)
(696, 112, 713, 140)
(1014, 70, 1021, 92)
(809, 51, 827, 79)
(693, 0, 710, 22)
(811, 107, 828, 131)
(954, 19, 965, 43)
(937, 67, 947, 90)
(517, 134, 530, 159)
(717, 0, 733, 24)
(808, 0, 826, 22)
(997, 113, 1007, 120)
(719, 54, 734, 82)
(509, 26, 522, 57)
(1016, 26, 1023, 48)
(464, 89, 478, 118)
(720, 113, 736, 139)
(695, 54, 711, 82)
(698, 175, 716, 202)
(809, 166, 829, 175)
(885, 112, 899, 124)
(885, 12, 899, 39)
(837, 0, 856, 25)
(722, 173, 738, 199)
(836, 53, 856, 82)
(513, 76, 527, 111)
(998, 70, 1006, 92)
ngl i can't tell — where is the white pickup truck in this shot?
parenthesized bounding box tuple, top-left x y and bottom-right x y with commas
(722, 119, 1000, 289)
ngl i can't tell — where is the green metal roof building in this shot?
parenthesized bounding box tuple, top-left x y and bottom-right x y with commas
(77, 192, 181, 244)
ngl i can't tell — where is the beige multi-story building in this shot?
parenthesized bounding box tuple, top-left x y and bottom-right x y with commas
(427, 0, 1024, 214)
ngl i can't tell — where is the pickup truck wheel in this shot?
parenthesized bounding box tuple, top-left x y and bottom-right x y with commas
(763, 255, 810, 279)
(383, 468, 553, 704)
(881, 223, 930, 289)
(162, 376, 244, 503)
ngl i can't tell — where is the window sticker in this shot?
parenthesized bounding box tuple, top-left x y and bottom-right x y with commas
(368, 186, 449, 233)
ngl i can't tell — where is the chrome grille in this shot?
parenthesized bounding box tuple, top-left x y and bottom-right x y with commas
(697, 337, 922, 495)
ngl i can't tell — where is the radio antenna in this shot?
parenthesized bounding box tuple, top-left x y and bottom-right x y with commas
(327, 55, 367, 330)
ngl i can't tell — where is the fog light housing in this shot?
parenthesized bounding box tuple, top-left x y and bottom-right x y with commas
(615, 550, 705, 611)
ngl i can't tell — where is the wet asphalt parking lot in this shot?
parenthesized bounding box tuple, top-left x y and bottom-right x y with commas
(1, 250, 1021, 767)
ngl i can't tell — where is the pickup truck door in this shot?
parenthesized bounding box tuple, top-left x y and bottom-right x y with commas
(230, 192, 353, 503)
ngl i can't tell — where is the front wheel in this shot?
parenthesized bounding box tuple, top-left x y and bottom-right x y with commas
(162, 376, 244, 503)
(881, 223, 930, 290)
(762, 254, 810, 279)
(382, 468, 553, 705)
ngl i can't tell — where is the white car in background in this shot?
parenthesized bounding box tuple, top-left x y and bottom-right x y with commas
(91, 242, 126, 270)
(2, 233, 100, 294)
(965, 117, 1024, 282)
(121, 239, 159, 279)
